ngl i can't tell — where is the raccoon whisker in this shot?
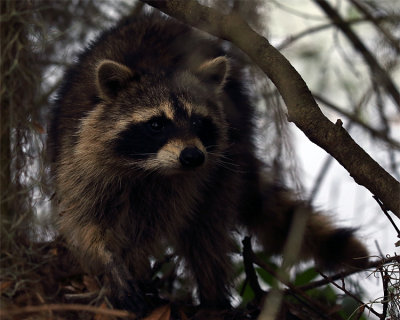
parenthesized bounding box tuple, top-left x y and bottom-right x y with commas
(135, 166, 161, 180)
(209, 154, 237, 165)
(158, 151, 180, 161)
(209, 153, 249, 173)
(217, 159, 240, 168)
(205, 145, 219, 150)
(126, 152, 159, 157)
(211, 158, 247, 174)
(206, 151, 240, 167)
(204, 146, 234, 158)
(141, 156, 178, 172)
(217, 164, 247, 174)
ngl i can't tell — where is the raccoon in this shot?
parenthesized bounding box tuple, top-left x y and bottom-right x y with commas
(48, 12, 368, 316)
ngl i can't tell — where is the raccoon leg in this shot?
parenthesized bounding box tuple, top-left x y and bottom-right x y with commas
(177, 217, 234, 309)
(59, 220, 149, 316)
(106, 257, 148, 316)
(242, 183, 369, 270)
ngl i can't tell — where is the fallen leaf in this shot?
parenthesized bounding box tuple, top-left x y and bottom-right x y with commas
(83, 275, 100, 292)
(94, 302, 114, 320)
(0, 281, 13, 293)
(70, 280, 85, 291)
(144, 305, 171, 320)
(179, 309, 189, 320)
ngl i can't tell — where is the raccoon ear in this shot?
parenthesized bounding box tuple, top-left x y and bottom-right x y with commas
(96, 59, 134, 100)
(195, 56, 230, 92)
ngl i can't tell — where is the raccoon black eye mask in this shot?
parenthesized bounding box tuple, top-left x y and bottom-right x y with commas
(48, 12, 368, 317)
(113, 119, 172, 159)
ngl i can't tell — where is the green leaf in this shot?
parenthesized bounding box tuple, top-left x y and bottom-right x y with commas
(307, 285, 338, 305)
(338, 296, 364, 319)
(256, 267, 277, 288)
(294, 267, 319, 286)
(239, 281, 255, 306)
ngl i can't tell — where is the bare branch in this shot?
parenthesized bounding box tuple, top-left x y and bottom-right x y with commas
(373, 196, 400, 238)
(313, 93, 400, 150)
(141, 0, 400, 217)
(245, 237, 337, 319)
(348, 0, 400, 54)
(297, 255, 400, 292)
(0, 303, 136, 319)
(242, 237, 265, 302)
(314, 0, 400, 111)
(319, 272, 381, 318)
(277, 14, 400, 51)
(379, 267, 390, 320)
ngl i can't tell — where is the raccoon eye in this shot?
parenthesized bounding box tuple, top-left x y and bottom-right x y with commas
(191, 118, 203, 128)
(148, 119, 165, 133)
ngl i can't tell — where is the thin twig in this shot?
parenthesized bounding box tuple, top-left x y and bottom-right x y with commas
(319, 272, 381, 318)
(314, 93, 400, 150)
(0, 303, 136, 318)
(348, 0, 400, 54)
(297, 256, 400, 292)
(277, 15, 397, 51)
(242, 236, 265, 301)
(309, 155, 334, 202)
(313, 0, 400, 111)
(64, 291, 99, 302)
(374, 240, 385, 258)
(373, 196, 400, 238)
(248, 245, 335, 319)
(379, 267, 390, 320)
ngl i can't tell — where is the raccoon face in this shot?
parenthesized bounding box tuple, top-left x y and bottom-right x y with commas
(90, 57, 230, 174)
(112, 102, 219, 172)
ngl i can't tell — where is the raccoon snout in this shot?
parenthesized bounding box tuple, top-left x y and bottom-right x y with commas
(179, 147, 205, 168)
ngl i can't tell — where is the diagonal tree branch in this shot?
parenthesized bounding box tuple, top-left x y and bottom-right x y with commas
(140, 0, 400, 218)
(313, 93, 400, 150)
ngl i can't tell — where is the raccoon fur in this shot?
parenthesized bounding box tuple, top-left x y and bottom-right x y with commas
(48, 12, 368, 316)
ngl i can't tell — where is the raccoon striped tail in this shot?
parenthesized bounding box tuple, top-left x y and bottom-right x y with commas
(243, 183, 369, 271)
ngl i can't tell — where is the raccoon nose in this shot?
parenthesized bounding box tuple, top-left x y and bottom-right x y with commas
(179, 147, 205, 168)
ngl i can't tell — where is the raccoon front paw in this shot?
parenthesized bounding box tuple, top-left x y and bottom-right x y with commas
(111, 281, 149, 318)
